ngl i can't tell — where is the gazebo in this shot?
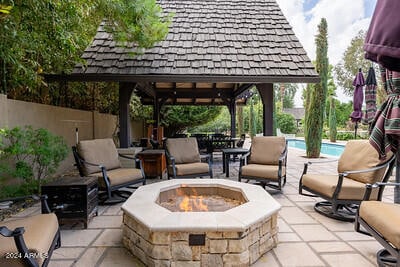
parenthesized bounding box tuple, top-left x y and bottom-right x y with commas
(48, 0, 319, 147)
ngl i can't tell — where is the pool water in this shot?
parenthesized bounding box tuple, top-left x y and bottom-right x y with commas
(287, 139, 344, 157)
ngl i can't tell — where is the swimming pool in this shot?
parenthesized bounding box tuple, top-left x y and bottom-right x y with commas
(287, 139, 345, 157)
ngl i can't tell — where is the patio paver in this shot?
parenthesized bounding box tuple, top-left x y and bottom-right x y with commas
(3, 145, 393, 266)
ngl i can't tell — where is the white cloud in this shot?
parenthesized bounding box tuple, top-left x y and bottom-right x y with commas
(275, 0, 374, 106)
(276, 0, 371, 65)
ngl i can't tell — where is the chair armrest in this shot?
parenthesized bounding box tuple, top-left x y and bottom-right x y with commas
(118, 153, 135, 160)
(0, 226, 25, 237)
(40, 195, 51, 214)
(279, 145, 288, 166)
(362, 182, 400, 200)
(118, 153, 143, 169)
(279, 148, 288, 161)
(340, 161, 393, 177)
(302, 159, 339, 175)
(239, 152, 251, 168)
(306, 159, 339, 165)
(200, 154, 211, 163)
(71, 146, 103, 169)
(0, 226, 36, 267)
(75, 156, 103, 171)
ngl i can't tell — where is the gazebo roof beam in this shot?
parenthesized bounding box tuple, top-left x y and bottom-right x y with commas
(44, 74, 320, 84)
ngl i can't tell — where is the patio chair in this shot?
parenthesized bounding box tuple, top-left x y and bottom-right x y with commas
(165, 137, 213, 179)
(236, 134, 246, 148)
(191, 133, 211, 154)
(355, 182, 400, 266)
(0, 195, 61, 267)
(299, 140, 395, 222)
(238, 136, 288, 191)
(72, 138, 146, 205)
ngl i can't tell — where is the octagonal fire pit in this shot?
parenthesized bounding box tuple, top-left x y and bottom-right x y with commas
(121, 179, 281, 266)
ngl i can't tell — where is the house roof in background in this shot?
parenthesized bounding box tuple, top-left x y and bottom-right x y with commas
(283, 107, 305, 120)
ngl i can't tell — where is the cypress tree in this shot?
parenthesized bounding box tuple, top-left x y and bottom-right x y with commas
(329, 97, 337, 142)
(249, 98, 256, 138)
(305, 18, 329, 158)
(237, 105, 244, 136)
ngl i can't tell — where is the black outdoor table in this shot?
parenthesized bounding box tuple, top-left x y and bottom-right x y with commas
(221, 148, 249, 177)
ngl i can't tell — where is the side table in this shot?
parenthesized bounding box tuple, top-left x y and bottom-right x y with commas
(136, 149, 167, 179)
(41, 176, 98, 228)
(221, 148, 249, 177)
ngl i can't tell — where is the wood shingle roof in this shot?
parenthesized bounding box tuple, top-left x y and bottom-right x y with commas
(72, 0, 319, 84)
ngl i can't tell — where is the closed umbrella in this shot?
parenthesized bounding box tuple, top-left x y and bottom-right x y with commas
(363, 66, 377, 127)
(350, 69, 365, 138)
(365, 0, 400, 204)
(369, 68, 400, 202)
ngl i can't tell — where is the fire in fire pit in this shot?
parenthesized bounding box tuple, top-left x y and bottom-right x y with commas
(158, 185, 246, 212)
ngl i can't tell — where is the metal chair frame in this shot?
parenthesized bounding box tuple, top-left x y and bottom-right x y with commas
(355, 182, 400, 267)
(72, 146, 146, 205)
(0, 195, 61, 267)
(165, 150, 213, 179)
(238, 141, 288, 191)
(299, 156, 395, 222)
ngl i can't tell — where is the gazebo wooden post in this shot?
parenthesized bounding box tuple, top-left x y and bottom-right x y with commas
(153, 96, 160, 127)
(228, 99, 236, 138)
(257, 83, 274, 136)
(119, 82, 135, 148)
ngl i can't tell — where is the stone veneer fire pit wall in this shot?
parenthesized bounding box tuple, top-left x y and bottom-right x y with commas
(121, 179, 281, 266)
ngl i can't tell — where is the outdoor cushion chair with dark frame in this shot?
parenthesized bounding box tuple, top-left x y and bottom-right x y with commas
(0, 195, 61, 267)
(238, 136, 288, 191)
(299, 139, 395, 222)
(355, 182, 400, 267)
(165, 137, 213, 179)
(72, 138, 146, 205)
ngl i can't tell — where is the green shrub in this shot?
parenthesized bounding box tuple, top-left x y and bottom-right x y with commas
(277, 113, 297, 134)
(336, 132, 357, 141)
(0, 126, 69, 198)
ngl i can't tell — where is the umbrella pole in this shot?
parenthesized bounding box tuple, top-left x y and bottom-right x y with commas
(396, 150, 400, 203)
(354, 122, 358, 139)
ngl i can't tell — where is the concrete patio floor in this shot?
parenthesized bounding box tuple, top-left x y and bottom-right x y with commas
(5, 145, 394, 267)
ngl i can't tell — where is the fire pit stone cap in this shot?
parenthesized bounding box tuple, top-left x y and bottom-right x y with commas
(121, 179, 281, 232)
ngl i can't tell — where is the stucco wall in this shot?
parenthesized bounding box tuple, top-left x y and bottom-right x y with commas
(0, 94, 117, 174)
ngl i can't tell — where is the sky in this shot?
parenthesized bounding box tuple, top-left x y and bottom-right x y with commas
(275, 0, 377, 106)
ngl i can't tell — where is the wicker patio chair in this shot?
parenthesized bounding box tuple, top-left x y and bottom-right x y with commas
(299, 140, 395, 222)
(165, 137, 213, 179)
(0, 195, 61, 267)
(355, 182, 400, 266)
(72, 138, 146, 204)
(238, 136, 288, 191)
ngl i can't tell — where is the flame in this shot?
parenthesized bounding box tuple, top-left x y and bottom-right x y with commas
(178, 187, 209, 212)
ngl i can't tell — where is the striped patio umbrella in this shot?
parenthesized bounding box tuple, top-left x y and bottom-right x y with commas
(365, 0, 400, 203)
(363, 67, 377, 126)
(350, 69, 365, 138)
(369, 68, 400, 159)
(369, 68, 400, 203)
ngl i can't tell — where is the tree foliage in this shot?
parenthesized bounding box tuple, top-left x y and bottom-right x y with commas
(0, 0, 170, 107)
(334, 100, 353, 128)
(189, 107, 229, 134)
(305, 18, 329, 158)
(160, 106, 222, 136)
(274, 83, 297, 109)
(334, 31, 374, 96)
